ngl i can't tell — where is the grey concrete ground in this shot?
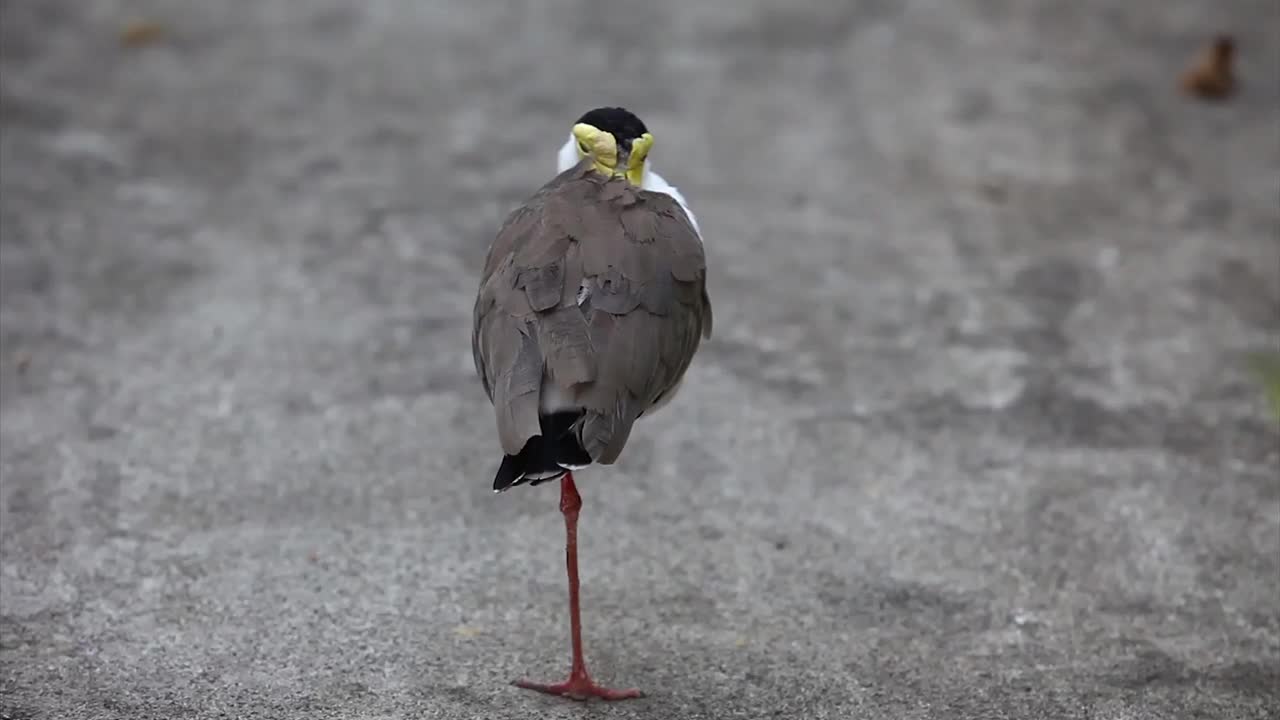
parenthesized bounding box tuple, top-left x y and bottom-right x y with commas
(1, 0, 1278, 718)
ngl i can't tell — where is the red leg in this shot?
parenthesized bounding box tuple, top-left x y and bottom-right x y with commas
(513, 472, 642, 701)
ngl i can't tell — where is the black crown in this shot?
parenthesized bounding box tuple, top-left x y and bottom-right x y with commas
(575, 107, 648, 145)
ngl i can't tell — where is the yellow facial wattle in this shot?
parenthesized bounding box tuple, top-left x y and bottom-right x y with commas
(626, 133, 653, 186)
(572, 124, 653, 186)
(572, 123, 618, 178)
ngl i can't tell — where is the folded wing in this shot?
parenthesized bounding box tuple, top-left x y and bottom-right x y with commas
(472, 161, 713, 465)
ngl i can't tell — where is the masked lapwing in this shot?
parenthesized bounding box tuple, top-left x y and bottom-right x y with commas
(471, 107, 712, 700)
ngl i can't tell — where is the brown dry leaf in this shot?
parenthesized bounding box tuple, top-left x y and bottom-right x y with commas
(14, 351, 31, 374)
(120, 20, 166, 48)
(1180, 35, 1237, 101)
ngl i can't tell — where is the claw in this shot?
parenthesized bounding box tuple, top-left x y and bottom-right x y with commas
(513, 677, 642, 702)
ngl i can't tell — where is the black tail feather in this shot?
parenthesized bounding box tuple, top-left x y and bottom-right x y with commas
(492, 411, 593, 492)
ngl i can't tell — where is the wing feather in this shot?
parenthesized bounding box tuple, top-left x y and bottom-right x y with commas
(494, 326, 543, 454)
(472, 161, 712, 466)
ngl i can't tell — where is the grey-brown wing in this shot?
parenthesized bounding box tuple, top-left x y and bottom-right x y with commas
(472, 165, 712, 463)
(472, 169, 593, 455)
(573, 189, 712, 463)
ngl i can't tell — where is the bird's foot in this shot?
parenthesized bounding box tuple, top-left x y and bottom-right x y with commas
(513, 675, 642, 702)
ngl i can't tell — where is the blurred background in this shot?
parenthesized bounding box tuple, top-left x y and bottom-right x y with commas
(1, 1, 1277, 718)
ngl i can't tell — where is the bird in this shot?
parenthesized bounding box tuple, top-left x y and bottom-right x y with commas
(471, 106, 712, 700)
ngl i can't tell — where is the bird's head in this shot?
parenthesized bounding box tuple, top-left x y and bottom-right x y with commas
(556, 106, 654, 186)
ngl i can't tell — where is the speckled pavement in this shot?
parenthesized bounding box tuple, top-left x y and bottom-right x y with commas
(1, 1, 1277, 718)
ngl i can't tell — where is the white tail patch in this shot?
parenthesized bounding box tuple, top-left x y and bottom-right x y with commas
(539, 378, 577, 415)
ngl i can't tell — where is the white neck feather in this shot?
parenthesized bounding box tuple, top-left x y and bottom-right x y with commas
(555, 135, 701, 239)
(556, 135, 582, 175)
